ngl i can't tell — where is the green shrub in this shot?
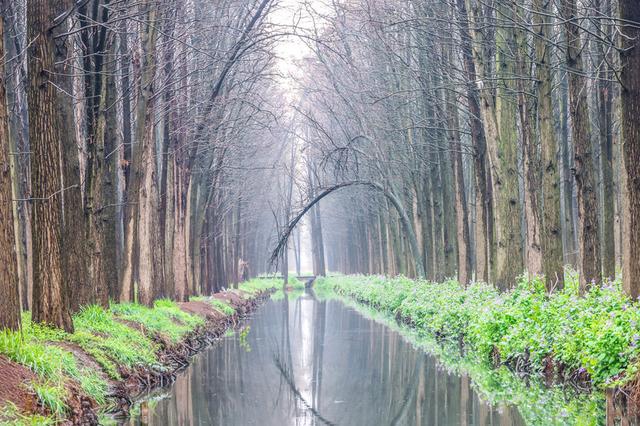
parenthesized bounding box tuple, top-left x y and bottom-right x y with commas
(322, 274, 640, 388)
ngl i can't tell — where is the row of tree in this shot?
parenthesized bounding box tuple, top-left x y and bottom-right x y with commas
(0, 0, 290, 332)
(285, 0, 640, 297)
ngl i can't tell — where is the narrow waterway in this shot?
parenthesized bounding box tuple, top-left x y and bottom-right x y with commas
(125, 291, 536, 425)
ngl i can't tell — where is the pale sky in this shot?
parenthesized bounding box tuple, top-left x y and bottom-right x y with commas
(271, 0, 331, 93)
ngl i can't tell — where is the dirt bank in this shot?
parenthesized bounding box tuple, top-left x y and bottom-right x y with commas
(0, 289, 272, 425)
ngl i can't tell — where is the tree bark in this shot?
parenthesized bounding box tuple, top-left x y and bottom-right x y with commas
(457, 0, 489, 283)
(533, 0, 564, 290)
(597, 0, 615, 281)
(28, 0, 74, 331)
(492, 1, 523, 290)
(563, 0, 602, 292)
(620, 0, 640, 299)
(0, 12, 20, 331)
(516, 11, 543, 279)
(446, 89, 472, 286)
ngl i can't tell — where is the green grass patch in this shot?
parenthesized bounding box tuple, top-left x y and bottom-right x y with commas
(210, 299, 235, 316)
(110, 299, 204, 344)
(191, 296, 236, 316)
(287, 276, 305, 290)
(0, 285, 270, 424)
(321, 273, 640, 388)
(239, 278, 281, 294)
(0, 402, 55, 426)
(0, 299, 207, 423)
(0, 322, 109, 419)
(68, 305, 158, 380)
(30, 381, 67, 417)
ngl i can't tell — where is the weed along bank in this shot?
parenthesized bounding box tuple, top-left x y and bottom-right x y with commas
(0, 279, 279, 424)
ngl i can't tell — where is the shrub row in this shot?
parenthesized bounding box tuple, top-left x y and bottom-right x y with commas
(317, 273, 640, 388)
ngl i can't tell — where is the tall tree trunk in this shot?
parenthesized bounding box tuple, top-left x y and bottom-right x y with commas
(56, 6, 89, 313)
(516, 13, 543, 279)
(446, 88, 472, 286)
(3, 2, 30, 312)
(85, 12, 117, 307)
(0, 13, 20, 330)
(117, 22, 133, 300)
(620, 0, 640, 299)
(124, 1, 162, 305)
(173, 160, 189, 301)
(563, 0, 601, 292)
(597, 0, 615, 281)
(559, 72, 577, 266)
(492, 1, 523, 289)
(28, 0, 73, 331)
(465, 0, 522, 288)
(457, 0, 489, 283)
(533, 0, 564, 290)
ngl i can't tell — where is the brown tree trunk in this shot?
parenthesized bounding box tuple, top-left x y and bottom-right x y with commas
(27, 0, 73, 331)
(0, 14, 20, 330)
(492, 2, 523, 290)
(447, 98, 472, 286)
(125, 1, 162, 306)
(173, 161, 189, 301)
(85, 9, 116, 307)
(559, 73, 577, 266)
(533, 0, 564, 290)
(620, 0, 640, 299)
(3, 3, 31, 312)
(457, 0, 489, 283)
(597, 0, 615, 281)
(563, 0, 602, 292)
(516, 15, 543, 279)
(55, 4, 89, 313)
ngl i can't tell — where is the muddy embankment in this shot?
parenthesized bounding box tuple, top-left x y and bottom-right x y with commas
(0, 289, 272, 425)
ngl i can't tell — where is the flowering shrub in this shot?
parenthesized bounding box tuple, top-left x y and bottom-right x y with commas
(317, 273, 640, 387)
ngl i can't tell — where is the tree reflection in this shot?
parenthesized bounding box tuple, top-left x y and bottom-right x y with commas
(127, 295, 536, 425)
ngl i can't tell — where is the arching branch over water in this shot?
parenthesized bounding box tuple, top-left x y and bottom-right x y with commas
(269, 180, 426, 278)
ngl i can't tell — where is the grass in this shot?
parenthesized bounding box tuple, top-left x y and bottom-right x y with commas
(287, 276, 306, 290)
(111, 299, 204, 343)
(239, 277, 282, 294)
(0, 402, 55, 426)
(191, 296, 236, 316)
(67, 305, 159, 380)
(30, 382, 67, 418)
(317, 273, 640, 389)
(0, 279, 280, 423)
(0, 298, 210, 423)
(210, 299, 235, 316)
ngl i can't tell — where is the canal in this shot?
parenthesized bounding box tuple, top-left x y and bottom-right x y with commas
(126, 290, 619, 425)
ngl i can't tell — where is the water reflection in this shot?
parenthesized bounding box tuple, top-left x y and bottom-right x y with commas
(127, 291, 534, 425)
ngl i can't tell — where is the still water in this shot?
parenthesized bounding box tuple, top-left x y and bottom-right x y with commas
(127, 291, 535, 425)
